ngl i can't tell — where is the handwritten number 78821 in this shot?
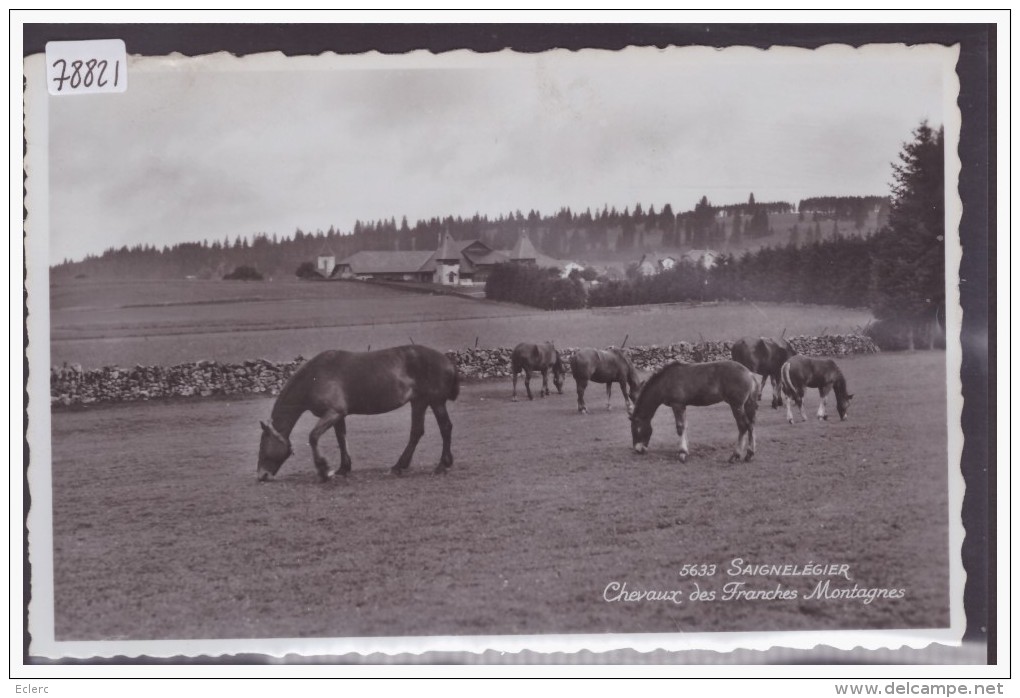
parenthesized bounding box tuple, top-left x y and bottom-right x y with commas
(50, 58, 120, 92)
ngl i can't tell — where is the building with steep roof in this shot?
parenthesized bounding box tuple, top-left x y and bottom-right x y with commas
(510, 232, 539, 263)
(329, 231, 570, 286)
(433, 232, 463, 285)
(316, 242, 337, 277)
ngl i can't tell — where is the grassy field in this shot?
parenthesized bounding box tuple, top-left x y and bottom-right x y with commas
(49, 351, 949, 640)
(50, 278, 873, 368)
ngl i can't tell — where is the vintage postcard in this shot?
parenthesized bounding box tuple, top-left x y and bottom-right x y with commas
(22, 32, 980, 664)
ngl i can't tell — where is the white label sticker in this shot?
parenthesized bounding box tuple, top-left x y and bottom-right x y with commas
(45, 39, 127, 95)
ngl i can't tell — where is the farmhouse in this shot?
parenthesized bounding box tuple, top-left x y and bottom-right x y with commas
(682, 249, 720, 269)
(633, 252, 680, 276)
(328, 232, 570, 286)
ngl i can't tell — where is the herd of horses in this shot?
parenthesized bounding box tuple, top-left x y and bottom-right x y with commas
(256, 338, 853, 482)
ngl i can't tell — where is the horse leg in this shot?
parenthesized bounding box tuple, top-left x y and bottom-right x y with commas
(524, 369, 534, 400)
(333, 417, 353, 475)
(817, 385, 831, 421)
(431, 401, 454, 473)
(511, 369, 519, 402)
(671, 405, 689, 462)
(576, 377, 588, 414)
(309, 410, 344, 481)
(728, 403, 749, 463)
(392, 399, 427, 475)
(757, 373, 767, 402)
(785, 389, 796, 424)
(540, 368, 550, 397)
(605, 381, 614, 411)
(770, 374, 784, 409)
(743, 393, 757, 461)
(798, 389, 807, 422)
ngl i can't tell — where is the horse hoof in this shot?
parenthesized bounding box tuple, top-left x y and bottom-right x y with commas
(390, 465, 405, 477)
(821, 415, 829, 421)
(728, 454, 739, 463)
(678, 452, 687, 463)
(744, 451, 754, 462)
(511, 397, 518, 402)
(788, 419, 794, 425)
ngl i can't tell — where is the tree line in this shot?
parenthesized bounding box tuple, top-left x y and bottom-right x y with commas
(487, 122, 946, 351)
(491, 235, 874, 310)
(51, 193, 887, 281)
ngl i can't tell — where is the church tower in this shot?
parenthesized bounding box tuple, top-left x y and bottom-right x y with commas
(433, 232, 461, 285)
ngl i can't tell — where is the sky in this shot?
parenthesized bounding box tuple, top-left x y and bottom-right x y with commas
(42, 44, 955, 265)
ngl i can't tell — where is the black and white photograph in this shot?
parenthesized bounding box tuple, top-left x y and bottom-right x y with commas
(19, 22, 996, 670)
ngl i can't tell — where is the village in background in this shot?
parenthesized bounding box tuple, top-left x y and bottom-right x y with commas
(49, 193, 889, 289)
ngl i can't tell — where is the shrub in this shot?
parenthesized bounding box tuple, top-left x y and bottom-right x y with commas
(223, 265, 264, 281)
(295, 261, 320, 279)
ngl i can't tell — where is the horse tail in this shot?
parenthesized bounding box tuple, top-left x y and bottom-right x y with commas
(744, 386, 758, 423)
(780, 360, 795, 397)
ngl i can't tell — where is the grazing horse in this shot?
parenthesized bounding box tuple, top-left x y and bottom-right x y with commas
(510, 342, 565, 401)
(630, 360, 758, 463)
(779, 355, 854, 424)
(256, 345, 459, 482)
(570, 347, 642, 414)
(730, 336, 798, 408)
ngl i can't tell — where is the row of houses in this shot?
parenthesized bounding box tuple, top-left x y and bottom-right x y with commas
(314, 232, 717, 287)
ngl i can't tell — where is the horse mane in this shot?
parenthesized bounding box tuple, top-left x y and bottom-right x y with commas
(270, 354, 323, 432)
(633, 361, 682, 412)
(609, 348, 640, 383)
(832, 370, 848, 401)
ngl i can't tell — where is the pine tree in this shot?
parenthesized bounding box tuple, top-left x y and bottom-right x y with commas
(871, 121, 945, 349)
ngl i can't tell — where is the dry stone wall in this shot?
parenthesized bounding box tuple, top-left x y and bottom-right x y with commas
(51, 334, 877, 407)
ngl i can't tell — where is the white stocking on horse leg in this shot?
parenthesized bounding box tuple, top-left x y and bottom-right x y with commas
(309, 410, 343, 480)
(672, 405, 688, 462)
(817, 386, 830, 420)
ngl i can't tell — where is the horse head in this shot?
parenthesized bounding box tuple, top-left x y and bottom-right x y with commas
(257, 420, 294, 481)
(836, 392, 854, 420)
(630, 414, 652, 454)
(551, 350, 566, 394)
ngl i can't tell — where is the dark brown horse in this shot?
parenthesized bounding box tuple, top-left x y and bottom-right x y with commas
(570, 347, 642, 414)
(780, 355, 854, 424)
(256, 345, 459, 482)
(731, 336, 798, 408)
(511, 342, 565, 401)
(630, 360, 758, 463)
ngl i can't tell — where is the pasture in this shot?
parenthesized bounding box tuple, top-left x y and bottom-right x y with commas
(49, 351, 950, 641)
(49, 278, 874, 368)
